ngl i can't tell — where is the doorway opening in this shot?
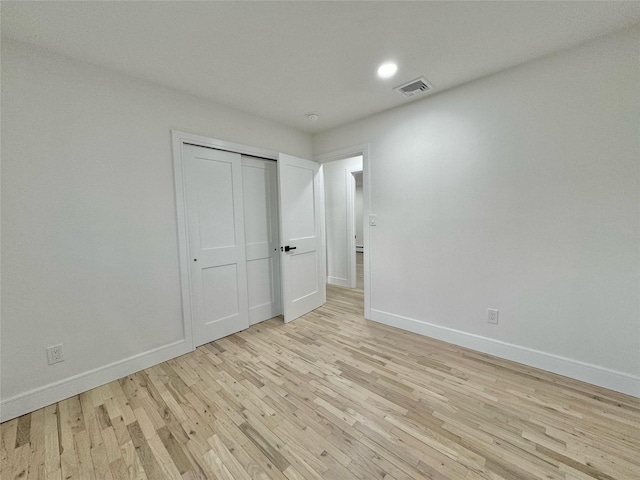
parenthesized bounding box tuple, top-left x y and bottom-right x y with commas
(316, 145, 371, 320)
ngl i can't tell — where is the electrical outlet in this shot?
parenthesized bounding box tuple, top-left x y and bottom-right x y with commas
(47, 344, 64, 365)
(487, 309, 499, 324)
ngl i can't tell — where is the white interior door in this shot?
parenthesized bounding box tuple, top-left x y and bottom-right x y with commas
(241, 156, 282, 325)
(184, 144, 249, 346)
(278, 153, 325, 323)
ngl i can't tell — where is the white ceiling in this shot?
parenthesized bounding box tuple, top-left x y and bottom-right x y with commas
(3, 1, 639, 133)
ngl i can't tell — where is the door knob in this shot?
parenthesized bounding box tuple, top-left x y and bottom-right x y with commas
(282, 246, 297, 252)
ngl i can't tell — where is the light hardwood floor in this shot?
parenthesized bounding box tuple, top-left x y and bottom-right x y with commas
(2, 253, 639, 479)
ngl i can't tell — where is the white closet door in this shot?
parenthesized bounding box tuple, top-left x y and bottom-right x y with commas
(277, 153, 325, 323)
(184, 144, 249, 346)
(241, 156, 282, 324)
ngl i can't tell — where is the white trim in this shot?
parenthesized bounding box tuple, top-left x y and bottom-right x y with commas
(315, 144, 372, 319)
(0, 340, 189, 422)
(370, 309, 640, 397)
(315, 144, 368, 164)
(172, 130, 278, 160)
(327, 276, 351, 288)
(171, 131, 195, 350)
(318, 165, 327, 305)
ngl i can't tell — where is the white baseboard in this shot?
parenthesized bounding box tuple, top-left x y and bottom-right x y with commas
(328, 276, 350, 288)
(370, 309, 639, 398)
(0, 340, 190, 422)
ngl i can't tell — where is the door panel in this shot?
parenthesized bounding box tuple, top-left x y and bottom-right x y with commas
(282, 166, 316, 238)
(195, 160, 236, 248)
(184, 144, 249, 346)
(242, 157, 282, 325)
(278, 153, 325, 323)
(289, 251, 319, 301)
(246, 258, 275, 307)
(202, 264, 240, 324)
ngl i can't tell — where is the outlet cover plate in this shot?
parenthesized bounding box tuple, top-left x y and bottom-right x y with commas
(47, 344, 64, 364)
(487, 309, 499, 324)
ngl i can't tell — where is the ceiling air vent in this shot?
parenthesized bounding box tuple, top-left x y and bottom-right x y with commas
(394, 77, 433, 98)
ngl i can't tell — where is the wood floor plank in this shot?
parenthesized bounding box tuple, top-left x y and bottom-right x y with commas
(57, 401, 80, 480)
(26, 409, 45, 480)
(74, 429, 96, 480)
(15, 414, 31, 449)
(1, 418, 18, 478)
(43, 404, 62, 480)
(10, 444, 29, 480)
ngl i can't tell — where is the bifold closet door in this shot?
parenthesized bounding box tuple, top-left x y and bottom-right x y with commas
(241, 156, 282, 324)
(183, 144, 249, 347)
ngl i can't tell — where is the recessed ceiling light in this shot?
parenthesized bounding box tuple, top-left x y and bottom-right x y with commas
(306, 112, 320, 121)
(377, 62, 398, 79)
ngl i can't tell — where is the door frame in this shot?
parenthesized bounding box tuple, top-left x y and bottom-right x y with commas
(315, 144, 371, 320)
(172, 130, 279, 349)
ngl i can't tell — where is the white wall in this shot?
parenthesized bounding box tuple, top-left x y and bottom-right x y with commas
(0, 39, 312, 420)
(322, 156, 362, 287)
(314, 26, 640, 395)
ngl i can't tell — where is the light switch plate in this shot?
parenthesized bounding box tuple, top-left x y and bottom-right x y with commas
(369, 214, 377, 226)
